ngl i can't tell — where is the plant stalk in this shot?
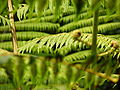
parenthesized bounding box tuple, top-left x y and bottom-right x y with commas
(8, 0, 18, 54)
(91, 9, 99, 60)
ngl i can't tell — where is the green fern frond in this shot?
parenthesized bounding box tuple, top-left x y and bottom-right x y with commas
(28, 6, 76, 19)
(0, 32, 49, 41)
(78, 22, 120, 34)
(59, 10, 106, 24)
(17, 4, 29, 20)
(0, 41, 27, 51)
(18, 33, 120, 59)
(61, 6, 76, 16)
(0, 22, 60, 33)
(0, 15, 10, 26)
(18, 33, 92, 56)
(106, 34, 120, 40)
(15, 15, 56, 24)
(58, 14, 119, 33)
(63, 50, 91, 63)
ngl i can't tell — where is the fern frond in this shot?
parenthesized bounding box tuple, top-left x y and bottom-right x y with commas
(106, 34, 120, 40)
(60, 6, 76, 16)
(17, 4, 29, 20)
(63, 50, 91, 63)
(78, 22, 120, 34)
(15, 15, 56, 24)
(18, 33, 120, 59)
(29, 6, 76, 18)
(0, 22, 60, 33)
(0, 41, 27, 51)
(59, 10, 106, 24)
(0, 32, 49, 41)
(58, 14, 119, 33)
(18, 33, 92, 55)
(0, 15, 10, 26)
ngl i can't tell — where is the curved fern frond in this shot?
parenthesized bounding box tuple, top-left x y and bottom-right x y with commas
(0, 32, 49, 41)
(78, 22, 120, 34)
(58, 14, 119, 33)
(0, 22, 60, 33)
(18, 33, 120, 59)
(18, 33, 92, 55)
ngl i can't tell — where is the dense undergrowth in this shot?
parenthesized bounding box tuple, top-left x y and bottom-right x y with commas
(0, 0, 120, 90)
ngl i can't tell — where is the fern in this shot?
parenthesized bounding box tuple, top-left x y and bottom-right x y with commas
(0, 41, 27, 51)
(18, 33, 120, 59)
(58, 14, 119, 33)
(15, 15, 56, 24)
(0, 54, 119, 90)
(106, 34, 120, 40)
(78, 22, 120, 34)
(27, 6, 76, 18)
(59, 9, 107, 24)
(0, 15, 10, 26)
(17, 4, 29, 20)
(18, 33, 91, 55)
(0, 22, 60, 33)
(0, 32, 49, 41)
(63, 50, 91, 63)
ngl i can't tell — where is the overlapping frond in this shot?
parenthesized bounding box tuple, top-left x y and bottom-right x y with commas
(106, 34, 120, 40)
(0, 22, 60, 33)
(59, 10, 106, 24)
(18, 33, 120, 59)
(0, 32, 49, 41)
(0, 41, 27, 51)
(18, 33, 91, 56)
(58, 14, 119, 33)
(78, 22, 120, 34)
(63, 50, 91, 63)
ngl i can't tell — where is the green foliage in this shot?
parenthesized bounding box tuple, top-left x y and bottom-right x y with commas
(54, 0, 63, 16)
(0, 0, 120, 89)
(63, 50, 91, 63)
(18, 33, 120, 59)
(106, 0, 117, 14)
(17, 4, 29, 20)
(0, 15, 10, 26)
(0, 54, 119, 89)
(0, 22, 60, 33)
(0, 41, 27, 51)
(77, 22, 120, 34)
(58, 14, 119, 33)
(72, 0, 85, 16)
(106, 34, 120, 40)
(59, 9, 106, 24)
(0, 32, 49, 41)
(0, 0, 7, 14)
(35, 0, 48, 16)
